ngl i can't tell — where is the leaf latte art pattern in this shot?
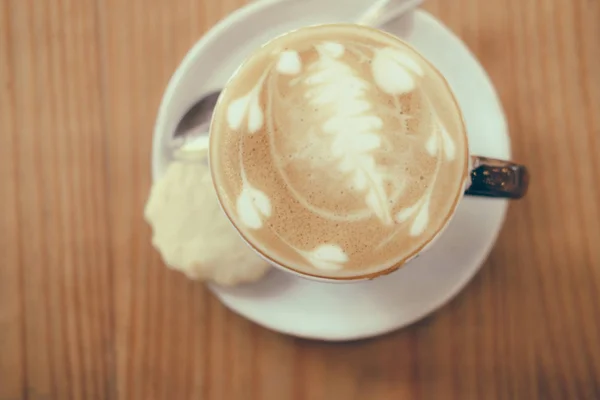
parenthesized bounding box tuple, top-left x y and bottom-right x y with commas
(301, 244, 348, 271)
(211, 25, 467, 276)
(302, 42, 393, 225)
(236, 177, 271, 230)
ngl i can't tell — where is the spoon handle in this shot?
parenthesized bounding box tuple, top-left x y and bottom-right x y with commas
(357, 0, 424, 27)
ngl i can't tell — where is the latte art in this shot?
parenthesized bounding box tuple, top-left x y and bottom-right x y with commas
(210, 25, 468, 278)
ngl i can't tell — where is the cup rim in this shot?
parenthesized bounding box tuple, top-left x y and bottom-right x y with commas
(207, 22, 470, 282)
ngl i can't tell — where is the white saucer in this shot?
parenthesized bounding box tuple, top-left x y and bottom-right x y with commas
(152, 0, 510, 341)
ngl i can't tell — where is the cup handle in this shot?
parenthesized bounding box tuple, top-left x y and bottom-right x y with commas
(465, 156, 530, 199)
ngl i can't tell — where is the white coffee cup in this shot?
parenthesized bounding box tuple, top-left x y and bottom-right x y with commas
(155, 23, 529, 283)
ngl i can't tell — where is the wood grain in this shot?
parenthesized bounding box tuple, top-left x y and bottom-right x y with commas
(0, 0, 598, 399)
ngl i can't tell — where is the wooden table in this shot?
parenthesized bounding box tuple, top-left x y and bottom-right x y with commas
(1, 0, 599, 399)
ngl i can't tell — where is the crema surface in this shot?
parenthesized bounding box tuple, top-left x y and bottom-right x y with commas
(210, 24, 468, 278)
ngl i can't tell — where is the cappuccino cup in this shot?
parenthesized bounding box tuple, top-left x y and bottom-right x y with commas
(208, 23, 529, 281)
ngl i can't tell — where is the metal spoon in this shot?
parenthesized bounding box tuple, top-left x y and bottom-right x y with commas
(170, 0, 423, 152)
(170, 90, 220, 151)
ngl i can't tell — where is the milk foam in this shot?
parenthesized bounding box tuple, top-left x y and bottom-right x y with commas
(210, 24, 468, 277)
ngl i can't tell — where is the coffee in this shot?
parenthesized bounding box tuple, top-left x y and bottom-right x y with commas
(209, 24, 468, 278)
